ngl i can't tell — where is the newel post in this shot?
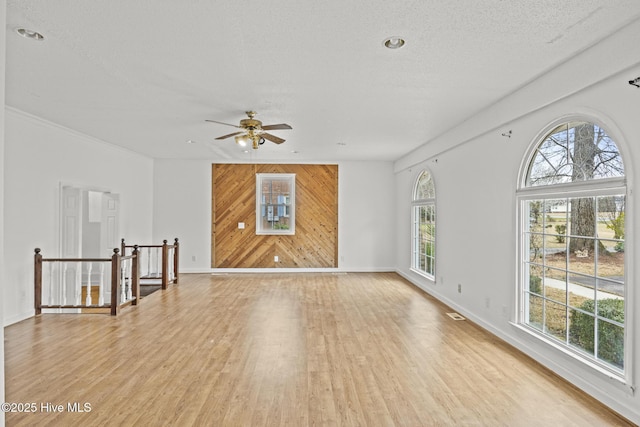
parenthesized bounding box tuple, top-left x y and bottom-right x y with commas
(131, 245, 140, 306)
(121, 238, 126, 256)
(110, 248, 121, 315)
(34, 248, 42, 315)
(161, 240, 169, 290)
(173, 238, 179, 284)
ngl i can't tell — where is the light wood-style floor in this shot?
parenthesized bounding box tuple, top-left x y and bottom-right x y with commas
(5, 273, 633, 426)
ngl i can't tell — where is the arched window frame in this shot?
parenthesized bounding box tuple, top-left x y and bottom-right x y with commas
(516, 115, 633, 387)
(411, 169, 436, 279)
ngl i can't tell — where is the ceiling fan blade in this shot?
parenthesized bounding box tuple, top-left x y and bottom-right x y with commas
(261, 123, 292, 131)
(262, 133, 285, 144)
(206, 119, 241, 128)
(215, 131, 244, 140)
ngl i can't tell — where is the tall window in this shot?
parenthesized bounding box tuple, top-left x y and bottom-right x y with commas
(518, 121, 627, 376)
(412, 170, 436, 278)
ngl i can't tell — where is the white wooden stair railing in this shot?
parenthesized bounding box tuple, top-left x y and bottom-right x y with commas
(34, 247, 139, 316)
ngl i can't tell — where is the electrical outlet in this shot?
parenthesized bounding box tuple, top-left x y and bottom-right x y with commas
(485, 297, 491, 309)
(457, 283, 462, 293)
(274, 255, 279, 262)
(192, 255, 196, 262)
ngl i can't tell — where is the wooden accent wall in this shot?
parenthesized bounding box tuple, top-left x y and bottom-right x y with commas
(212, 164, 338, 268)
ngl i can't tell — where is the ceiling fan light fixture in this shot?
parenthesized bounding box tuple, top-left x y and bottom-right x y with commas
(383, 36, 405, 49)
(235, 135, 248, 147)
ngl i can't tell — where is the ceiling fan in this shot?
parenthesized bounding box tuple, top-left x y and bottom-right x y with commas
(206, 111, 292, 149)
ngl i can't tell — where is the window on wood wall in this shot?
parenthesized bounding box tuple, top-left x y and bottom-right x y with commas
(256, 173, 296, 235)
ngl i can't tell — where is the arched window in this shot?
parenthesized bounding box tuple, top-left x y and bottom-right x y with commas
(412, 170, 436, 277)
(518, 120, 627, 377)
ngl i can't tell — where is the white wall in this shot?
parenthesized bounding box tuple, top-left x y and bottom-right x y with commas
(3, 108, 155, 325)
(152, 159, 212, 271)
(394, 23, 640, 424)
(338, 161, 396, 271)
(152, 159, 396, 272)
(0, 1, 7, 422)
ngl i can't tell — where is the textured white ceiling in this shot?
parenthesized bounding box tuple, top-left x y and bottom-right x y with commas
(6, 1, 640, 161)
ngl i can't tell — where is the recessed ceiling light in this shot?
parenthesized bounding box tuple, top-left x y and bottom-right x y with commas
(16, 28, 44, 41)
(186, 139, 196, 144)
(383, 36, 405, 49)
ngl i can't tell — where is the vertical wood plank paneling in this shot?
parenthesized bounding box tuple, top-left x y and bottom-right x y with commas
(212, 164, 338, 268)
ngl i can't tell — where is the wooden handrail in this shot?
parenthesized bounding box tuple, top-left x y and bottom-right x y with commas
(40, 257, 111, 262)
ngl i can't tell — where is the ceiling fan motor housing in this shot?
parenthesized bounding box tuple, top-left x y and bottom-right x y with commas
(240, 118, 262, 129)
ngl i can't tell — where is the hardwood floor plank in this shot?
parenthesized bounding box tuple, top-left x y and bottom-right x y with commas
(4, 272, 634, 426)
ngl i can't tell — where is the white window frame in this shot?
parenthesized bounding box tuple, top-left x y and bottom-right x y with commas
(515, 117, 633, 387)
(411, 170, 436, 279)
(256, 173, 295, 235)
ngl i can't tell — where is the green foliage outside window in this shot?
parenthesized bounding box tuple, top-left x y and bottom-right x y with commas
(569, 299, 624, 369)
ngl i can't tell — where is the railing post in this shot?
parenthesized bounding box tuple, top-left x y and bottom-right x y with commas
(121, 238, 126, 257)
(34, 248, 42, 315)
(131, 245, 140, 306)
(110, 248, 121, 316)
(162, 240, 169, 290)
(173, 238, 179, 284)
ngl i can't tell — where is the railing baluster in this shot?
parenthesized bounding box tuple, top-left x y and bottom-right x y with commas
(156, 246, 161, 277)
(120, 258, 127, 303)
(168, 247, 175, 282)
(74, 262, 81, 307)
(48, 261, 55, 306)
(85, 263, 93, 306)
(98, 263, 105, 306)
(126, 258, 132, 301)
(147, 247, 151, 277)
(61, 262, 68, 307)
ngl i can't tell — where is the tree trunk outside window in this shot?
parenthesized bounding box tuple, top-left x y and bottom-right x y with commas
(569, 124, 597, 253)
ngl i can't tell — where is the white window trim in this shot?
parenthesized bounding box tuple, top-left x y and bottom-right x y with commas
(411, 170, 436, 280)
(256, 173, 296, 235)
(516, 186, 630, 380)
(410, 203, 436, 280)
(515, 118, 634, 388)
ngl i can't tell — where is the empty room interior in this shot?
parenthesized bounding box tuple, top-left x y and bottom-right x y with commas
(1, 1, 640, 425)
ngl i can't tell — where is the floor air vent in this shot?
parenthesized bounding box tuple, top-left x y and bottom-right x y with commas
(446, 312, 466, 321)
